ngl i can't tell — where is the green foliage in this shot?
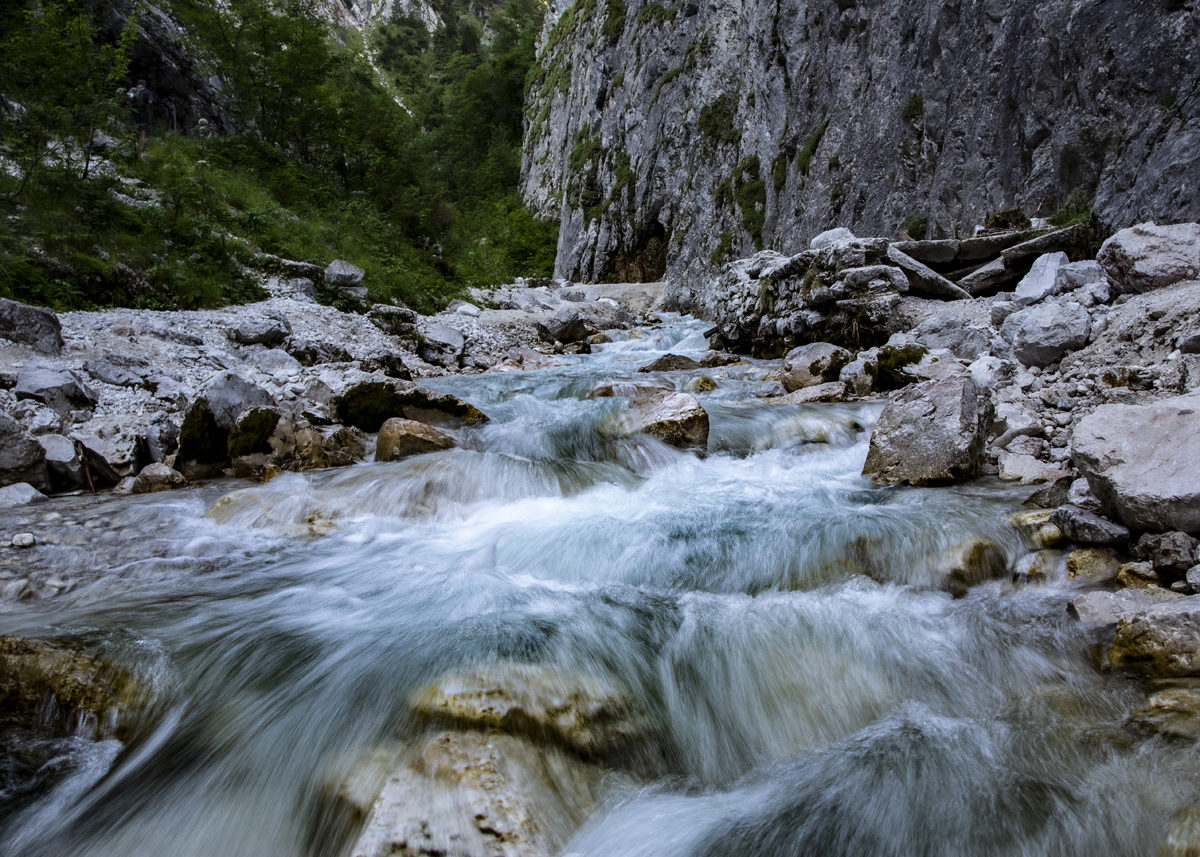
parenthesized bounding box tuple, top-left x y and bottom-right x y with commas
(602, 0, 625, 42)
(569, 127, 602, 170)
(795, 119, 828, 175)
(827, 155, 840, 170)
(902, 215, 928, 240)
(1159, 93, 1177, 112)
(710, 231, 734, 265)
(771, 152, 789, 194)
(865, 344, 927, 390)
(698, 97, 741, 148)
(901, 94, 924, 120)
(1047, 193, 1092, 228)
(732, 157, 765, 250)
(636, 2, 676, 27)
(985, 208, 1031, 231)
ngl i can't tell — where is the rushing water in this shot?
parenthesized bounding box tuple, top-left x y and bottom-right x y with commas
(0, 314, 1194, 856)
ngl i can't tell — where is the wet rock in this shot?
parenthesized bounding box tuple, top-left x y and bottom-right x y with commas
(770, 382, 846, 404)
(349, 730, 604, 857)
(536, 308, 599, 345)
(0, 412, 49, 492)
(286, 338, 353, 366)
(1067, 548, 1122, 585)
(1117, 561, 1162, 589)
(617, 391, 709, 450)
(229, 314, 291, 347)
(1097, 222, 1200, 294)
(1071, 394, 1200, 532)
(226, 407, 282, 459)
(1068, 589, 1183, 631)
(1013, 252, 1068, 306)
(14, 365, 97, 417)
(0, 635, 151, 740)
(685, 376, 718, 393)
(586, 380, 668, 399)
(325, 259, 365, 288)
(0, 298, 63, 354)
(840, 359, 873, 396)
(1050, 505, 1131, 546)
(332, 381, 488, 432)
(1108, 598, 1200, 676)
(177, 371, 274, 476)
(862, 376, 993, 485)
(1023, 475, 1074, 509)
(1134, 532, 1200, 577)
(1007, 509, 1064, 549)
(409, 662, 652, 759)
(1000, 300, 1091, 368)
(1128, 687, 1200, 741)
(10, 533, 35, 548)
(418, 322, 466, 368)
(0, 483, 46, 509)
(937, 537, 1009, 597)
(1188, 566, 1200, 593)
(912, 314, 990, 361)
(263, 418, 370, 473)
(699, 351, 739, 368)
(780, 342, 851, 392)
(376, 418, 455, 461)
(637, 353, 700, 373)
(131, 463, 188, 494)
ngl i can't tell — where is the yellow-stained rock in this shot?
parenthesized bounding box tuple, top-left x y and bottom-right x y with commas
(1067, 548, 1122, 585)
(376, 418, 455, 462)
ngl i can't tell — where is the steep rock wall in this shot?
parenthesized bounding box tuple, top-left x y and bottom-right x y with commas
(520, 0, 1200, 305)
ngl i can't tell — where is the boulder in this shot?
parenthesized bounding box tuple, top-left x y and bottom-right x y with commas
(409, 662, 652, 759)
(358, 354, 413, 380)
(1134, 532, 1200, 576)
(912, 314, 990, 361)
(14, 365, 97, 417)
(586, 380, 668, 399)
(177, 371, 274, 474)
(286, 338, 353, 366)
(1071, 395, 1200, 532)
(1097, 222, 1200, 294)
(376, 418, 455, 461)
(1066, 548, 1122, 585)
(637, 354, 700, 373)
(368, 305, 417, 337)
(1013, 252, 1068, 306)
(536, 308, 599, 344)
(67, 418, 143, 480)
(226, 407, 282, 459)
(9, 398, 64, 436)
(0, 412, 49, 492)
(1107, 598, 1200, 676)
(1055, 260, 1105, 293)
(997, 452, 1068, 484)
(131, 463, 187, 494)
(1068, 589, 1183, 631)
(1050, 505, 1130, 546)
(325, 259, 365, 288)
(862, 376, 993, 485)
(770, 381, 846, 404)
(250, 349, 302, 375)
(84, 356, 145, 387)
(840, 358, 873, 396)
(229, 314, 291, 347)
(1000, 301, 1091, 368)
(618, 391, 709, 450)
(332, 381, 488, 432)
(0, 482, 46, 509)
(418, 322, 466, 368)
(780, 342, 852, 392)
(810, 227, 857, 249)
(0, 298, 63, 354)
(349, 730, 603, 857)
(885, 245, 970, 299)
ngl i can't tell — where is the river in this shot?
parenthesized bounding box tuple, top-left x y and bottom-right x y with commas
(0, 313, 1192, 856)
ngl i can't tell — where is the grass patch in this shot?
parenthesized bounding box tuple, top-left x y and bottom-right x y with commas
(710, 231, 735, 265)
(901, 94, 924, 120)
(902, 215, 928, 240)
(1047, 193, 1092, 228)
(795, 119, 829, 175)
(699, 97, 741, 148)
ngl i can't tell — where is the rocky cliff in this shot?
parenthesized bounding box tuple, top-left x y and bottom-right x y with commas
(520, 0, 1200, 296)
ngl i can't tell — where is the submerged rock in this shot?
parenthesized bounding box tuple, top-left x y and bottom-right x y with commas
(376, 418, 455, 461)
(862, 376, 993, 485)
(637, 353, 700, 373)
(617, 391, 709, 450)
(349, 730, 605, 857)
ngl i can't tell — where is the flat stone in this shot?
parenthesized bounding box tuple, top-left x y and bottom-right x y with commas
(0, 483, 47, 509)
(1068, 588, 1183, 631)
(1050, 505, 1130, 546)
(997, 452, 1068, 484)
(770, 381, 846, 404)
(1013, 251, 1068, 306)
(14, 366, 97, 417)
(376, 418, 455, 461)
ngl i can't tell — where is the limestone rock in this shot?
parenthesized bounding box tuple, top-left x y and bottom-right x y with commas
(84, 355, 146, 387)
(637, 353, 700, 373)
(325, 259, 365, 288)
(840, 358, 873, 396)
(862, 376, 993, 485)
(1013, 252, 1068, 306)
(418, 322, 466, 368)
(229, 314, 291, 347)
(0, 412, 49, 492)
(1055, 260, 1105, 293)
(1107, 598, 1200, 676)
(1068, 589, 1183, 631)
(0, 298, 63, 354)
(1000, 300, 1091, 368)
(368, 304, 417, 337)
(69, 418, 145, 480)
(1050, 505, 1130, 546)
(226, 407, 282, 459)
(780, 342, 851, 392)
(586, 380, 668, 399)
(1097, 222, 1200, 294)
(1007, 509, 1064, 549)
(131, 463, 188, 494)
(409, 662, 652, 759)
(349, 730, 604, 857)
(1067, 548, 1122, 585)
(617, 391, 709, 450)
(770, 381, 846, 404)
(286, 338, 353, 366)
(1134, 532, 1200, 576)
(0, 483, 47, 509)
(177, 371, 273, 474)
(997, 452, 1068, 485)
(250, 349, 302, 375)
(1071, 394, 1200, 532)
(376, 418, 455, 461)
(1118, 561, 1162, 589)
(536, 308, 598, 345)
(332, 381, 488, 432)
(885, 245, 970, 299)
(912, 314, 990, 361)
(810, 228, 856, 249)
(14, 365, 97, 417)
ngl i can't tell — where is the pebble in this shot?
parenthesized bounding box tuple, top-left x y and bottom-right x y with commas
(11, 533, 36, 548)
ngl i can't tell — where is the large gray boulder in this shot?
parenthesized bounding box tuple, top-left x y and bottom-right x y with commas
(780, 342, 851, 392)
(1050, 505, 1130, 546)
(1013, 252, 1068, 306)
(1069, 589, 1183, 631)
(1000, 300, 1091, 368)
(862, 376, 993, 485)
(536, 308, 598, 345)
(0, 298, 63, 354)
(14, 366, 97, 417)
(0, 483, 47, 509)
(1107, 597, 1200, 676)
(376, 418, 455, 461)
(1097, 222, 1200, 294)
(616, 391, 709, 450)
(1071, 394, 1200, 532)
(912, 314, 990, 361)
(0, 413, 49, 492)
(229, 314, 291, 347)
(177, 371, 274, 473)
(324, 259, 365, 287)
(418, 322, 466, 368)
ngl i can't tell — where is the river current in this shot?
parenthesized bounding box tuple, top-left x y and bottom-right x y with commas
(0, 314, 1195, 856)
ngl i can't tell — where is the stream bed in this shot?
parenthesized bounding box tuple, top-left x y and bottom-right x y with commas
(1, 314, 1196, 856)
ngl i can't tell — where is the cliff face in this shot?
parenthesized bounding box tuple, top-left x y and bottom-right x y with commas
(520, 0, 1200, 302)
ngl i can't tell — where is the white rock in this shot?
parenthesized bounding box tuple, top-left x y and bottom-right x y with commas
(0, 483, 47, 509)
(810, 227, 857, 250)
(1098, 221, 1200, 294)
(1014, 252, 1068, 306)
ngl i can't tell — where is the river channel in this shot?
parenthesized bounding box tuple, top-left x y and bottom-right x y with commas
(1, 314, 1195, 856)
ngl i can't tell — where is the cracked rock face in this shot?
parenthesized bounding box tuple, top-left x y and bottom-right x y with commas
(522, 0, 1200, 289)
